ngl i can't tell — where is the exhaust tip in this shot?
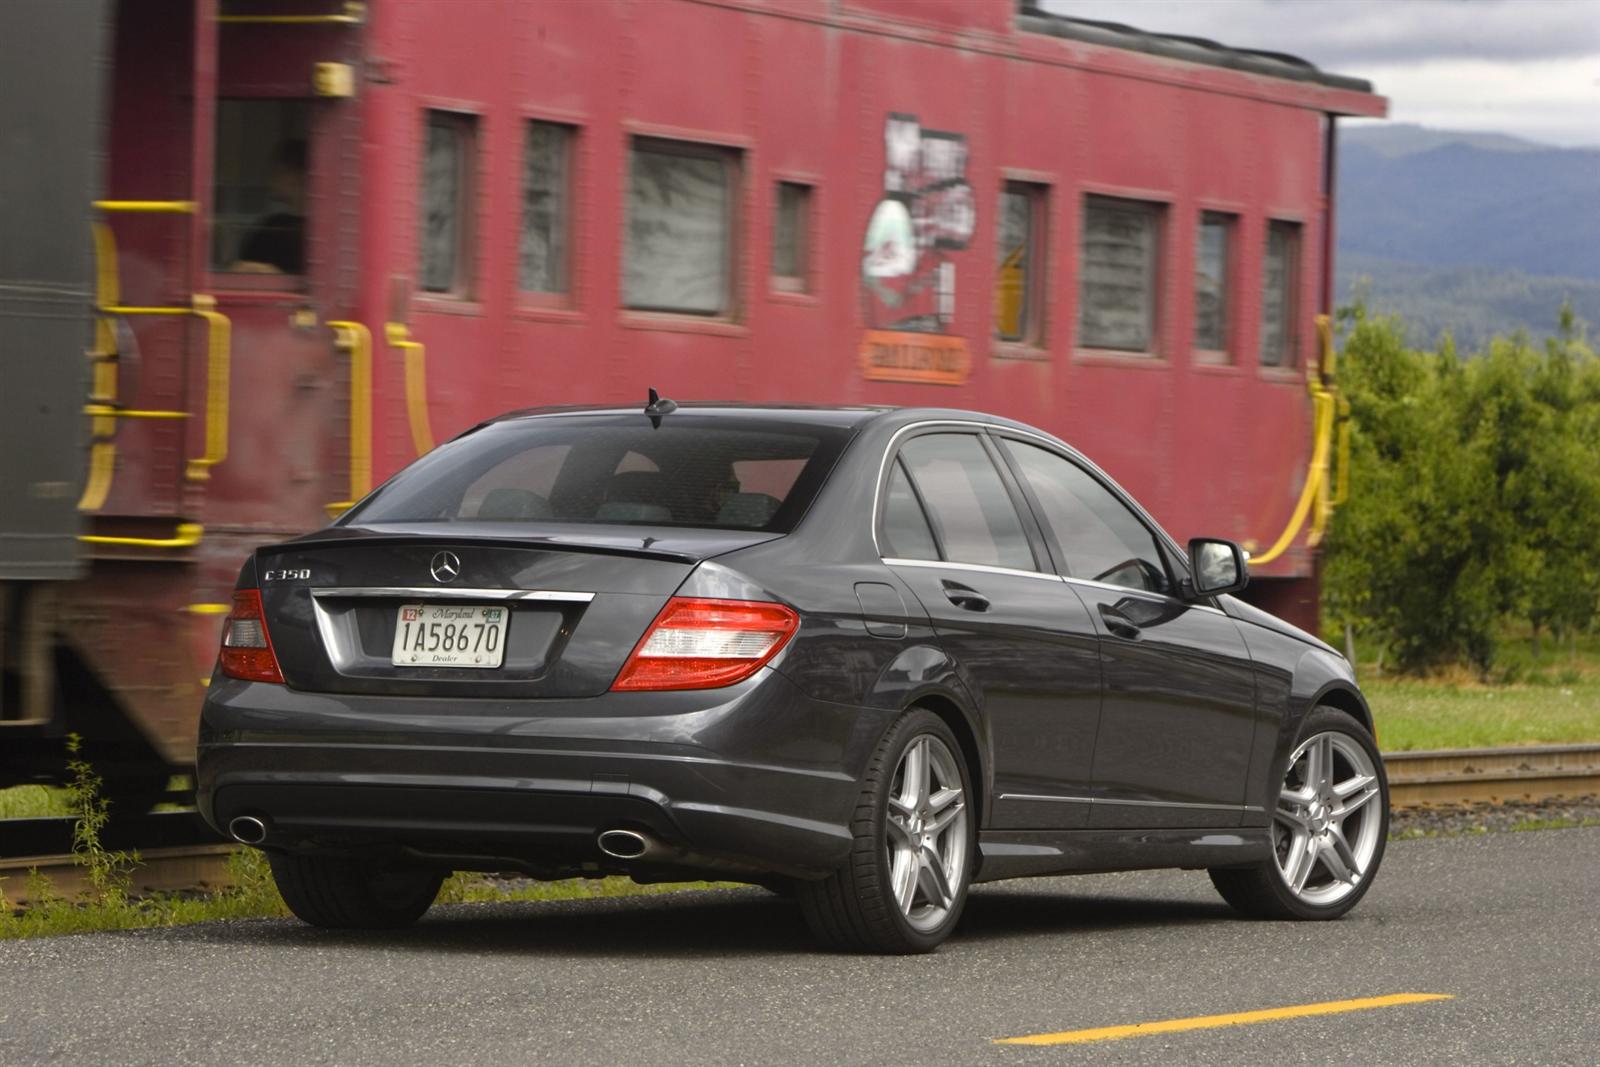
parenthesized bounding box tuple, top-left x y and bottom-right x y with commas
(596, 829, 649, 860)
(228, 814, 269, 846)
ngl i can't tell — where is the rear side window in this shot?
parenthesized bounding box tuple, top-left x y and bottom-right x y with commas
(1001, 440, 1168, 593)
(341, 416, 850, 533)
(880, 459, 939, 560)
(896, 434, 1034, 571)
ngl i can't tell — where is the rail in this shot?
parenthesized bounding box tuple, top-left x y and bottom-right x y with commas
(78, 522, 204, 549)
(386, 322, 435, 455)
(82, 201, 234, 522)
(1247, 315, 1348, 565)
(325, 321, 373, 516)
(217, 1, 366, 24)
(1385, 744, 1600, 808)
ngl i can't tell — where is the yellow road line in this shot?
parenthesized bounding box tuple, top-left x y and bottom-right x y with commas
(995, 993, 1454, 1047)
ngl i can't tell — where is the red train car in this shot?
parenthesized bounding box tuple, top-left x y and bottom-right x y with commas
(0, 0, 1384, 803)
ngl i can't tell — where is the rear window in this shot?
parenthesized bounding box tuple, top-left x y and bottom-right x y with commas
(340, 415, 851, 533)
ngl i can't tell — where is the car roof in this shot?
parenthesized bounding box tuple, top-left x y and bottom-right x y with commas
(482, 402, 1047, 436)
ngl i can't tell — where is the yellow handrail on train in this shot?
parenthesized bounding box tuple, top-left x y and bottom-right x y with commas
(218, 1, 365, 24)
(185, 295, 232, 481)
(79, 221, 123, 511)
(92, 200, 197, 214)
(387, 322, 435, 455)
(94, 298, 233, 482)
(79, 522, 203, 549)
(83, 406, 190, 420)
(1247, 314, 1344, 565)
(325, 320, 373, 516)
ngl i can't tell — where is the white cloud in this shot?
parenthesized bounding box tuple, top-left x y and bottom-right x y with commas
(1036, 0, 1600, 146)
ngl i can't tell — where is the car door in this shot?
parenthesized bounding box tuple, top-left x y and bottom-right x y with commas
(879, 429, 1102, 830)
(993, 435, 1259, 829)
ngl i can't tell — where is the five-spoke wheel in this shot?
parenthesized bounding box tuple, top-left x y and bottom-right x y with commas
(885, 733, 970, 933)
(798, 709, 974, 953)
(1211, 706, 1389, 919)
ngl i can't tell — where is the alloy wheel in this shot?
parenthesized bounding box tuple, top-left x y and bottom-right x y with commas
(884, 734, 969, 933)
(1273, 730, 1383, 906)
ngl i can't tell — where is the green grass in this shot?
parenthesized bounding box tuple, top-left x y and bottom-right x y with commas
(1367, 675, 1600, 751)
(1, 850, 739, 941)
(0, 785, 72, 820)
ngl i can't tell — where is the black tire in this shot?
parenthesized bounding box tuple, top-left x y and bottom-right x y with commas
(797, 709, 975, 954)
(268, 852, 444, 929)
(1210, 706, 1389, 920)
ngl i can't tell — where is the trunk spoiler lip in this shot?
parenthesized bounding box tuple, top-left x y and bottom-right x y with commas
(265, 522, 786, 565)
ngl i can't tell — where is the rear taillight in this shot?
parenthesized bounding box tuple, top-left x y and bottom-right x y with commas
(218, 589, 284, 684)
(611, 597, 799, 692)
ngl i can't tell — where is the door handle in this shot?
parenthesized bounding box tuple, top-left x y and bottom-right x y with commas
(1099, 603, 1142, 639)
(941, 580, 990, 613)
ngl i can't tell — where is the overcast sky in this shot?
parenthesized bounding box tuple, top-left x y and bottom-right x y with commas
(1039, 0, 1600, 147)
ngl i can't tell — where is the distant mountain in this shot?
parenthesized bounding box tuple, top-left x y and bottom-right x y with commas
(1334, 125, 1600, 347)
(1341, 123, 1553, 159)
(1335, 253, 1600, 353)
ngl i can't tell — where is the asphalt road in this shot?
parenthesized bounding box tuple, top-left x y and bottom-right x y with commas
(3, 827, 1596, 1066)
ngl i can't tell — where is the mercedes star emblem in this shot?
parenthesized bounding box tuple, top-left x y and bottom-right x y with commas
(429, 550, 461, 584)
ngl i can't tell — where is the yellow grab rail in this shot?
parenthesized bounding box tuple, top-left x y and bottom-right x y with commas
(387, 322, 435, 455)
(1246, 314, 1343, 566)
(92, 200, 197, 214)
(218, 1, 365, 24)
(82, 204, 233, 505)
(80, 522, 203, 549)
(80, 221, 123, 511)
(325, 320, 373, 515)
(83, 406, 189, 419)
(185, 296, 232, 481)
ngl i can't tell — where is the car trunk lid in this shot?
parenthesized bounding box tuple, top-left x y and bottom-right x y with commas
(254, 525, 781, 699)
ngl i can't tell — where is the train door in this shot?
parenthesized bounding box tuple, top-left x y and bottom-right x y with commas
(44, 0, 367, 799)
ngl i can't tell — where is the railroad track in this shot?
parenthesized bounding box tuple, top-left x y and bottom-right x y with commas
(0, 811, 231, 906)
(1384, 743, 1600, 808)
(3, 746, 1597, 906)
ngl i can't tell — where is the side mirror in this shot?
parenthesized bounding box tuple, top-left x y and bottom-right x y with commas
(1186, 538, 1249, 598)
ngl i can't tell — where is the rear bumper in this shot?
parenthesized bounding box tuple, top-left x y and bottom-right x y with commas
(196, 669, 886, 879)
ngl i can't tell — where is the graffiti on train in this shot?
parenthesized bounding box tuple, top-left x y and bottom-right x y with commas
(860, 113, 974, 385)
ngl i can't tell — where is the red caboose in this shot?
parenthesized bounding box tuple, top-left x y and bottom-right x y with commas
(0, 0, 1384, 802)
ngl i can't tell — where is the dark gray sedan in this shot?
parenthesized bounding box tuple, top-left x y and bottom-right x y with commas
(197, 404, 1387, 953)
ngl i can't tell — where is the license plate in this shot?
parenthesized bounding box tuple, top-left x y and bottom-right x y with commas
(391, 604, 507, 668)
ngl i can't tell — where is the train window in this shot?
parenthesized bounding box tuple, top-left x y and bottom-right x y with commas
(520, 121, 574, 295)
(995, 182, 1046, 344)
(420, 110, 478, 296)
(212, 99, 310, 274)
(1079, 195, 1163, 353)
(625, 138, 739, 315)
(1194, 211, 1235, 357)
(771, 181, 811, 292)
(1260, 220, 1302, 367)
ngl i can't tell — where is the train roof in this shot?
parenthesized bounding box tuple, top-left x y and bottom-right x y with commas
(1017, 1, 1374, 96)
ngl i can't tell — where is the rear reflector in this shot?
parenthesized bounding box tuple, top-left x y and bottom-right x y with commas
(218, 589, 284, 684)
(611, 597, 799, 691)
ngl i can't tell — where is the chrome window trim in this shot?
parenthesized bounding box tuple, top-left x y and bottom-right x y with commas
(869, 419, 1204, 593)
(310, 587, 596, 603)
(870, 419, 1060, 571)
(882, 557, 1066, 584)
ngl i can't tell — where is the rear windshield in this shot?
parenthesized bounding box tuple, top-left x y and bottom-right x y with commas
(339, 415, 852, 533)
